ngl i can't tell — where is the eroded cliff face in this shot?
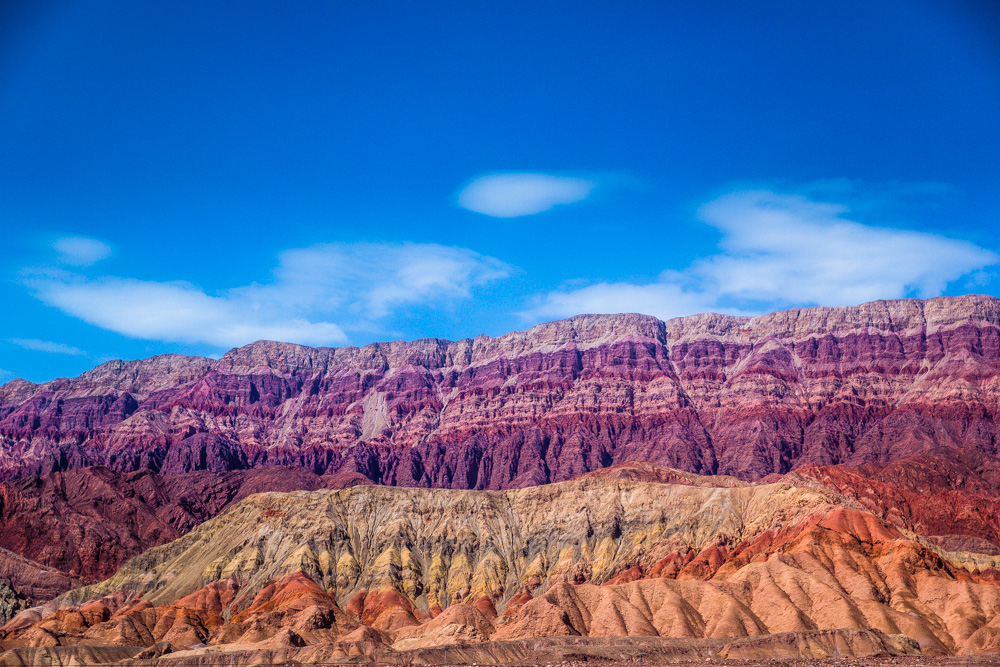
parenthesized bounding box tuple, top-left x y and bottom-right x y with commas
(2, 474, 998, 661)
(54, 478, 844, 609)
(2, 296, 999, 487)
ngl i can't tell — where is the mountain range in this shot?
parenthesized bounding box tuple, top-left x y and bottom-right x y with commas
(3, 295, 1000, 664)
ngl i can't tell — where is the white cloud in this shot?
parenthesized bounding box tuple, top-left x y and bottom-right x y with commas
(265, 243, 511, 318)
(31, 278, 348, 348)
(9, 338, 85, 355)
(26, 242, 510, 349)
(528, 189, 999, 321)
(53, 236, 111, 266)
(697, 191, 997, 304)
(457, 173, 595, 217)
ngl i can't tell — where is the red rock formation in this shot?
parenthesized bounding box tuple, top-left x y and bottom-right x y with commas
(794, 447, 1000, 554)
(346, 590, 420, 632)
(0, 571, 357, 652)
(0, 578, 240, 649)
(0, 548, 81, 608)
(214, 571, 358, 646)
(0, 465, 370, 595)
(2, 296, 1000, 488)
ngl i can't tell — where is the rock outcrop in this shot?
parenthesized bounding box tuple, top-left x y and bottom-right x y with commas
(0, 549, 80, 608)
(1, 295, 999, 487)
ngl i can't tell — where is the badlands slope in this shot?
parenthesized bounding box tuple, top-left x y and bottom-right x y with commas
(2, 470, 999, 663)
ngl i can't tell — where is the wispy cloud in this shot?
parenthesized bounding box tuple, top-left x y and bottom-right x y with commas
(527, 189, 999, 321)
(267, 243, 511, 319)
(53, 236, 112, 266)
(457, 172, 595, 217)
(25, 242, 511, 349)
(29, 278, 348, 348)
(0, 369, 13, 383)
(9, 338, 86, 355)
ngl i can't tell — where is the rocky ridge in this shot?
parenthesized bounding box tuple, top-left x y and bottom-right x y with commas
(3, 449, 1000, 608)
(2, 295, 1000, 488)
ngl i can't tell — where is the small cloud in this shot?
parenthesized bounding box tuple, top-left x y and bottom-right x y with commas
(527, 188, 999, 322)
(54, 237, 112, 266)
(24, 242, 511, 349)
(9, 338, 86, 355)
(966, 270, 996, 289)
(457, 172, 595, 217)
(0, 369, 13, 383)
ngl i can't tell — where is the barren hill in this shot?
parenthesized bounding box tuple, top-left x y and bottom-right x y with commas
(3, 473, 999, 662)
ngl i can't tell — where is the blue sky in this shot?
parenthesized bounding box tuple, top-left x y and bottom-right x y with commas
(2, 0, 999, 383)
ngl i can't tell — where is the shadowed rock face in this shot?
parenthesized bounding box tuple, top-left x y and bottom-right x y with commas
(0, 548, 81, 612)
(2, 475, 999, 660)
(0, 466, 371, 598)
(0, 580, 27, 626)
(2, 295, 1000, 487)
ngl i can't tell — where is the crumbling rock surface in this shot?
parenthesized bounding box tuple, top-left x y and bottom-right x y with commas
(0, 549, 80, 607)
(0, 582, 27, 628)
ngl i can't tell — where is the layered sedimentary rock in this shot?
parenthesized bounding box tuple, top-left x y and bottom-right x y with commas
(0, 549, 80, 609)
(1, 295, 999, 488)
(6, 448, 999, 612)
(4, 474, 1000, 662)
(0, 462, 739, 603)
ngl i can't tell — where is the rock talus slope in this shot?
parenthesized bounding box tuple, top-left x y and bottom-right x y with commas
(3, 474, 1000, 662)
(2, 295, 1000, 486)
